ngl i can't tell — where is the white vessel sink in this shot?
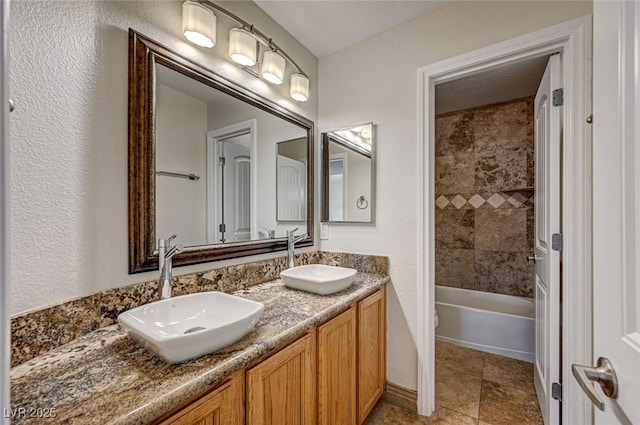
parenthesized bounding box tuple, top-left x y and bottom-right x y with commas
(280, 264, 357, 295)
(118, 292, 264, 363)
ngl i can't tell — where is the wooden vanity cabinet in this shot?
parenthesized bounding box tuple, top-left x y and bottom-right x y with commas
(317, 307, 357, 425)
(315, 286, 387, 425)
(357, 287, 386, 424)
(154, 286, 386, 425)
(158, 373, 244, 425)
(246, 331, 317, 425)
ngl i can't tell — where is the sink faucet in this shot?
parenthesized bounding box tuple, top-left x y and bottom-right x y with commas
(286, 227, 307, 269)
(158, 234, 183, 299)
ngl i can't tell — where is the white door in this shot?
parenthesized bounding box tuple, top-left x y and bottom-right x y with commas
(217, 138, 250, 243)
(328, 155, 347, 221)
(533, 54, 561, 425)
(230, 155, 251, 242)
(276, 154, 306, 221)
(582, 1, 640, 423)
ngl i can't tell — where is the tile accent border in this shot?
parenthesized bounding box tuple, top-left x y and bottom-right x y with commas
(436, 190, 533, 210)
(10, 251, 388, 367)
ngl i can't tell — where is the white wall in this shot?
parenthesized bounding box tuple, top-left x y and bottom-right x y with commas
(318, 0, 592, 390)
(8, 0, 318, 316)
(156, 85, 208, 247)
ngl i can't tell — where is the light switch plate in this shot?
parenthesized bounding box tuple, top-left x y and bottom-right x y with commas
(320, 222, 329, 240)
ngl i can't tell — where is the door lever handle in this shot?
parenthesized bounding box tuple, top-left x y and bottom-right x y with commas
(571, 357, 618, 411)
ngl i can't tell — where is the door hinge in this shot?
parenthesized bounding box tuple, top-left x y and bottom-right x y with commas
(219, 156, 226, 166)
(552, 233, 563, 251)
(553, 88, 564, 106)
(552, 382, 563, 401)
(219, 223, 226, 233)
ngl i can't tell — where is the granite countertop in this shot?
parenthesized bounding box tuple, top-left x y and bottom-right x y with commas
(10, 273, 389, 425)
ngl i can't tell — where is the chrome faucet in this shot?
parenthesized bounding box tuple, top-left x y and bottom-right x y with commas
(158, 234, 183, 299)
(286, 227, 307, 269)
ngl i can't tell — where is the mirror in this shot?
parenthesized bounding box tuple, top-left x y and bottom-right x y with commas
(322, 123, 375, 223)
(129, 30, 314, 273)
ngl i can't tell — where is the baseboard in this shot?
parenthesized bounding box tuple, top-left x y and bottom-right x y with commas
(382, 381, 418, 414)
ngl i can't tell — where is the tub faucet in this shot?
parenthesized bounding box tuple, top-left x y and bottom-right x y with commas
(286, 228, 307, 269)
(158, 234, 183, 299)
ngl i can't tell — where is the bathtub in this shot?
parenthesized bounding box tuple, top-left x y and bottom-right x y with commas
(435, 286, 535, 363)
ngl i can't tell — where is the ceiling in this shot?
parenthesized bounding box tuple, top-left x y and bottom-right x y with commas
(254, 0, 450, 58)
(435, 55, 551, 114)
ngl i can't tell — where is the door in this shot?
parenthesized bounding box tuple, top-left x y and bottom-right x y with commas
(277, 154, 307, 221)
(246, 332, 317, 425)
(328, 155, 347, 221)
(217, 137, 251, 243)
(318, 307, 357, 425)
(579, 1, 640, 423)
(533, 54, 561, 425)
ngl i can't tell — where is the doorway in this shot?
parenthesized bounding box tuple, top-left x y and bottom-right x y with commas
(207, 119, 258, 244)
(431, 52, 563, 424)
(416, 16, 591, 425)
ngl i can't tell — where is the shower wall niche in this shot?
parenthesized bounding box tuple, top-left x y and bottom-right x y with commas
(435, 97, 535, 298)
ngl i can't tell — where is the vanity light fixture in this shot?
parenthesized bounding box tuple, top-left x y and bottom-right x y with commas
(360, 125, 372, 139)
(180, 0, 310, 102)
(182, 0, 216, 48)
(229, 28, 257, 66)
(290, 73, 310, 102)
(261, 50, 286, 84)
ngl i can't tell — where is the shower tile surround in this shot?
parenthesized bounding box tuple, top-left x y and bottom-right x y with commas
(10, 251, 388, 367)
(435, 98, 535, 298)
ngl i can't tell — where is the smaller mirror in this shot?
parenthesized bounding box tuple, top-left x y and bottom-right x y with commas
(322, 123, 375, 223)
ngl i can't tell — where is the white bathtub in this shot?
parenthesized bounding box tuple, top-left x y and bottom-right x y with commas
(435, 286, 535, 363)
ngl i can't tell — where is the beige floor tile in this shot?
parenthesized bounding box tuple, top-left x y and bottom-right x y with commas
(435, 341, 484, 378)
(362, 401, 478, 425)
(483, 352, 535, 394)
(383, 405, 428, 425)
(363, 400, 394, 424)
(435, 363, 482, 418)
(385, 343, 542, 425)
(479, 380, 543, 425)
(424, 407, 479, 425)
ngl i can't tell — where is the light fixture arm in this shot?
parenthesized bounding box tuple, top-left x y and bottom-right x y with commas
(195, 0, 308, 78)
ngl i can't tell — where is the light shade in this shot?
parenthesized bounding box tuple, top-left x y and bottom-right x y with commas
(261, 51, 286, 85)
(290, 74, 309, 102)
(229, 28, 257, 66)
(182, 1, 216, 48)
(360, 124, 372, 139)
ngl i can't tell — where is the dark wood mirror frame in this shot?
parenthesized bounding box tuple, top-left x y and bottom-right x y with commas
(128, 29, 314, 273)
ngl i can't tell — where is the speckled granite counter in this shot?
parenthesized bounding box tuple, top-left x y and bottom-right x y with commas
(10, 273, 388, 425)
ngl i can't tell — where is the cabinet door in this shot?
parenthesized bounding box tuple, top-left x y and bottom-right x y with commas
(318, 307, 357, 425)
(160, 374, 244, 425)
(357, 287, 386, 424)
(247, 332, 317, 425)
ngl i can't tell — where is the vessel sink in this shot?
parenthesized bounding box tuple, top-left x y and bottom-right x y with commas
(280, 264, 357, 295)
(117, 292, 264, 363)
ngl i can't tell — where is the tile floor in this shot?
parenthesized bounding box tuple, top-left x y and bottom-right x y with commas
(364, 341, 543, 425)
